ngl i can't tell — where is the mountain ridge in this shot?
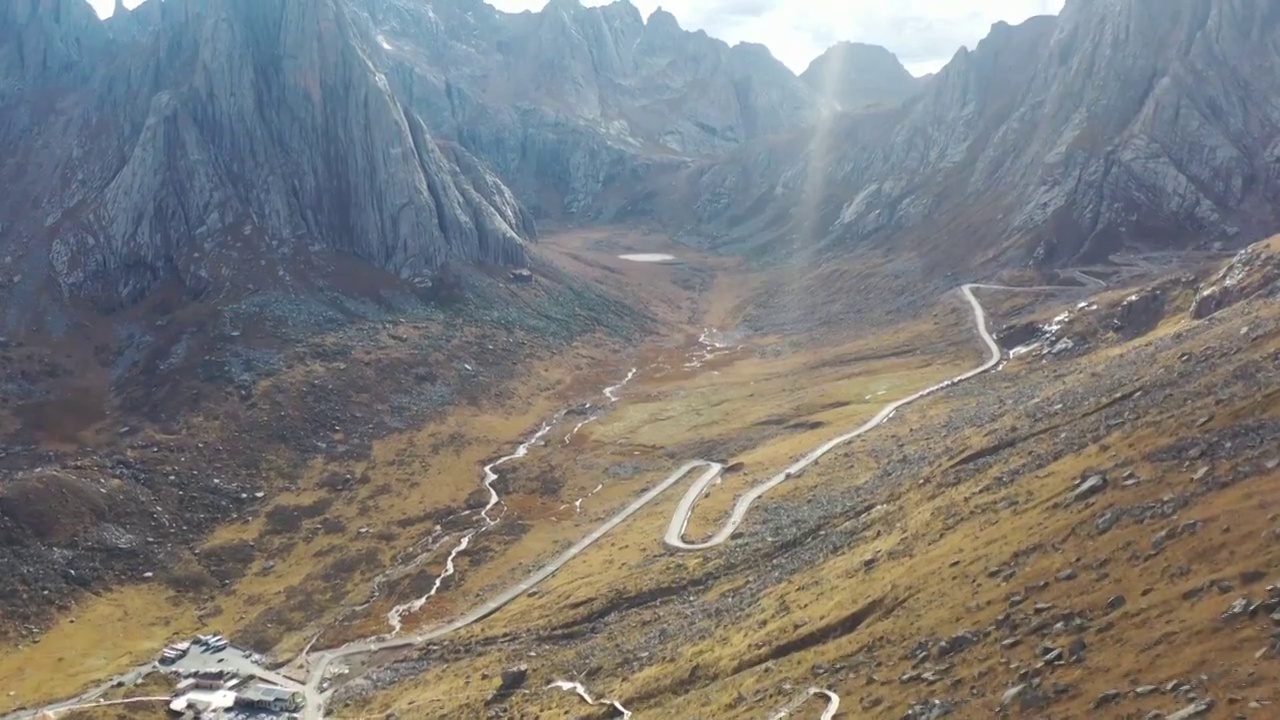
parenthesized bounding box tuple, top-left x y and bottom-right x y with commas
(799, 41, 922, 111)
(663, 0, 1279, 272)
(1, 0, 1278, 327)
(1, 0, 536, 328)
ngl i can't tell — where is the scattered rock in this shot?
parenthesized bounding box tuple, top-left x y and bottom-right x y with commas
(903, 699, 954, 719)
(1220, 597, 1251, 622)
(485, 665, 528, 705)
(1067, 636, 1087, 662)
(936, 630, 980, 659)
(1069, 475, 1107, 504)
(1095, 509, 1121, 534)
(1240, 570, 1267, 586)
(1094, 690, 1122, 708)
(1000, 684, 1026, 708)
(1166, 698, 1214, 719)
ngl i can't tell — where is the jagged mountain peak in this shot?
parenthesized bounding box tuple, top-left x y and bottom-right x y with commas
(806, 40, 901, 67)
(4, 0, 1276, 329)
(645, 6, 682, 33)
(543, 0, 585, 17)
(800, 40, 919, 111)
(730, 40, 785, 63)
(677, 0, 1278, 274)
(595, 0, 644, 25)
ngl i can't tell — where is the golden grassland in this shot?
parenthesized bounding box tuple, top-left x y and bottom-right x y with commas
(0, 231, 1040, 715)
(58, 675, 172, 720)
(0, 227, 765, 712)
(10, 231, 1274, 720)
(0, 587, 194, 713)
(341, 260, 1280, 719)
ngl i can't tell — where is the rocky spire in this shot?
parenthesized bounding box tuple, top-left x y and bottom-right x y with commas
(646, 6, 681, 34)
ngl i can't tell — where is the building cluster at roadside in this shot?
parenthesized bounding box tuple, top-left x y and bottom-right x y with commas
(159, 635, 304, 719)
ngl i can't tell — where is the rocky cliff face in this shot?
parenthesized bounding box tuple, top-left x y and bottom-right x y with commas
(1191, 236, 1280, 319)
(800, 42, 921, 111)
(0, 0, 534, 323)
(0, 0, 832, 321)
(674, 0, 1280, 272)
(0, 0, 106, 87)
(361, 0, 818, 216)
(370, 0, 815, 154)
(3, 0, 1277, 322)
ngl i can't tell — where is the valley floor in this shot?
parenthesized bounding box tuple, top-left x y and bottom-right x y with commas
(336, 240, 1280, 719)
(4, 231, 1278, 720)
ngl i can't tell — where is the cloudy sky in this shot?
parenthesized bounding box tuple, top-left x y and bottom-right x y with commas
(90, 0, 1066, 77)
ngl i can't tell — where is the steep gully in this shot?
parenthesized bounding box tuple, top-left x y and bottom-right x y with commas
(387, 365, 640, 633)
(9, 280, 1098, 720)
(385, 413, 563, 635)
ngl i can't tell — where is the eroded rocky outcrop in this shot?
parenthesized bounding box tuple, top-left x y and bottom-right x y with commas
(1191, 236, 1280, 319)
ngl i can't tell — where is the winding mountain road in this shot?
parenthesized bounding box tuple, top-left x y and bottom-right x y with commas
(296, 281, 1085, 718)
(36, 696, 168, 719)
(300, 462, 729, 715)
(11, 280, 1093, 720)
(664, 282, 1062, 549)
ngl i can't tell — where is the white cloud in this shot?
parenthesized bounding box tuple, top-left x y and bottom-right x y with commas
(489, 0, 1067, 76)
(86, 0, 145, 18)
(88, 0, 1066, 77)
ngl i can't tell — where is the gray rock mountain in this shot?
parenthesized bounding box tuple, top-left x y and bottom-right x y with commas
(0, 0, 824, 323)
(364, 0, 818, 215)
(800, 42, 921, 111)
(0, 0, 534, 323)
(672, 0, 1280, 270)
(3, 0, 1278, 325)
(0, 0, 105, 86)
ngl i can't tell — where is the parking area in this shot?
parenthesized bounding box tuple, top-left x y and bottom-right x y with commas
(165, 643, 270, 679)
(158, 638, 305, 719)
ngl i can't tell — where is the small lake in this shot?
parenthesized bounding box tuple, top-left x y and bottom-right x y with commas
(618, 253, 677, 263)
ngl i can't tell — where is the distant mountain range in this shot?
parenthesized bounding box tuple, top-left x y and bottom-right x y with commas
(666, 0, 1280, 271)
